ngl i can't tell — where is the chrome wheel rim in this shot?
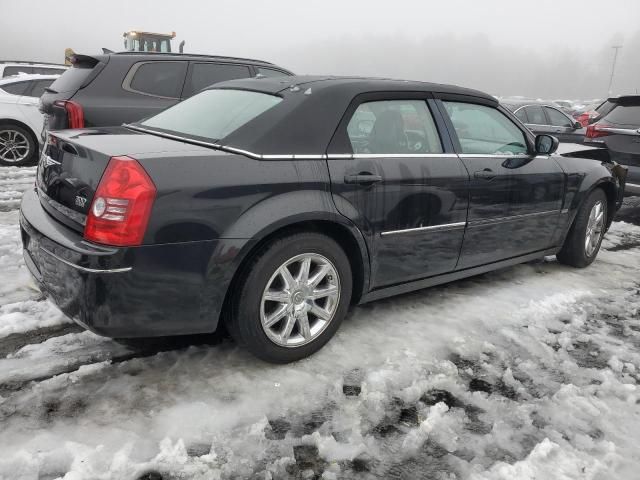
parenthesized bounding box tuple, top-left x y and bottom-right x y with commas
(0, 129, 30, 163)
(260, 253, 340, 348)
(585, 200, 605, 257)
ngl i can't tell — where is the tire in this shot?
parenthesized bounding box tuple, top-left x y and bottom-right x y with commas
(226, 232, 353, 363)
(0, 123, 37, 167)
(557, 188, 607, 268)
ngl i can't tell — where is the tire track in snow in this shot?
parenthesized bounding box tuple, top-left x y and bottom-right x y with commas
(0, 323, 84, 358)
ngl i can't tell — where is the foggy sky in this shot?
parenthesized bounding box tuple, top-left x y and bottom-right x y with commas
(2, 0, 639, 99)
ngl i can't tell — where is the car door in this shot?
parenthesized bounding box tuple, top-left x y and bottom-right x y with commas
(437, 98, 565, 269)
(544, 106, 584, 143)
(327, 94, 469, 289)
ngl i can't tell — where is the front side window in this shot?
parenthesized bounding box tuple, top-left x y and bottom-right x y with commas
(545, 107, 572, 127)
(0, 81, 30, 95)
(347, 100, 443, 154)
(443, 101, 528, 155)
(183, 63, 251, 97)
(128, 61, 187, 98)
(140, 88, 282, 141)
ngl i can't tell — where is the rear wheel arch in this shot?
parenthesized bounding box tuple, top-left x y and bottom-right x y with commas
(221, 218, 369, 324)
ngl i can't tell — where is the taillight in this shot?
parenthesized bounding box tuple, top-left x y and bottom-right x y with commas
(84, 156, 156, 246)
(53, 100, 85, 128)
(585, 123, 611, 139)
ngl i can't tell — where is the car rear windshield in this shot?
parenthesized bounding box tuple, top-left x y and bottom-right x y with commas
(140, 89, 282, 141)
(48, 66, 94, 93)
(604, 105, 640, 127)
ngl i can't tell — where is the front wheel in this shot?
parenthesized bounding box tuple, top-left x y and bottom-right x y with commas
(226, 232, 352, 363)
(557, 188, 607, 268)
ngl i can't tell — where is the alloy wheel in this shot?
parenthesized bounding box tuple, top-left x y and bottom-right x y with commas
(0, 129, 30, 164)
(260, 253, 341, 347)
(584, 200, 605, 257)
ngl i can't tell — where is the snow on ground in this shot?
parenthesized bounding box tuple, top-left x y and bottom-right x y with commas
(1, 166, 640, 480)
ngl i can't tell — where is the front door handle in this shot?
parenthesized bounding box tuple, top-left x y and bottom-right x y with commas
(473, 168, 496, 180)
(344, 173, 383, 185)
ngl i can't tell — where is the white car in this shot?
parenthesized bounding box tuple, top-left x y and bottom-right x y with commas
(0, 74, 59, 166)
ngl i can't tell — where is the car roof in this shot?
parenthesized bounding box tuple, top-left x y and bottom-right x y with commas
(205, 75, 497, 156)
(108, 51, 283, 68)
(212, 75, 496, 101)
(0, 73, 60, 85)
(0, 60, 67, 67)
(500, 99, 563, 111)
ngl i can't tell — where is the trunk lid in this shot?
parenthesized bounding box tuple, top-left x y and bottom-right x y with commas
(36, 126, 208, 233)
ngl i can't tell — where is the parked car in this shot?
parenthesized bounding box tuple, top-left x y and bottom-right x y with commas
(584, 95, 640, 195)
(573, 101, 603, 127)
(0, 61, 67, 78)
(502, 100, 585, 143)
(39, 51, 293, 140)
(0, 74, 59, 166)
(21, 76, 626, 363)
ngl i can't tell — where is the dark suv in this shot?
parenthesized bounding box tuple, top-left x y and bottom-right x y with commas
(39, 52, 292, 138)
(584, 95, 640, 195)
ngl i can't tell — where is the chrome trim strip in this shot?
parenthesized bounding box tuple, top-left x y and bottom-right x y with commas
(327, 154, 353, 160)
(626, 182, 640, 189)
(468, 209, 559, 226)
(352, 153, 459, 159)
(380, 221, 466, 236)
(124, 124, 223, 150)
(458, 154, 532, 159)
(40, 247, 132, 274)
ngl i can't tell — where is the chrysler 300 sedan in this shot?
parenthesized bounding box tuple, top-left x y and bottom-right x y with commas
(20, 76, 626, 363)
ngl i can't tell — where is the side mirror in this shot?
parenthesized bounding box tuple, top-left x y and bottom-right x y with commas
(573, 121, 582, 129)
(535, 134, 559, 155)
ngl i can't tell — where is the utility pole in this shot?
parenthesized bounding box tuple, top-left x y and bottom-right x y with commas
(607, 45, 622, 97)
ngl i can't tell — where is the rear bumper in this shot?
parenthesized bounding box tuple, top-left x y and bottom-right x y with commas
(19, 187, 245, 338)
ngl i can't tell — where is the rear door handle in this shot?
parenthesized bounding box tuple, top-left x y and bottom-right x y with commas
(474, 169, 496, 180)
(344, 173, 383, 185)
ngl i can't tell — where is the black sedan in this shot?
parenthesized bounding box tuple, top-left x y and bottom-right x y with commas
(20, 76, 626, 363)
(502, 100, 586, 143)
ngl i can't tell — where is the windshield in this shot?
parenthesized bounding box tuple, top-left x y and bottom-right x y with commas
(140, 88, 282, 142)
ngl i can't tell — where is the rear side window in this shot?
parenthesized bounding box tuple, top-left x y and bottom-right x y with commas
(444, 101, 527, 155)
(347, 100, 443, 154)
(184, 63, 251, 97)
(545, 107, 572, 127)
(140, 89, 282, 141)
(523, 105, 546, 125)
(49, 66, 94, 93)
(3, 66, 33, 76)
(514, 108, 528, 123)
(0, 81, 31, 95)
(28, 79, 55, 98)
(128, 62, 187, 98)
(33, 67, 65, 75)
(603, 105, 640, 126)
(256, 67, 288, 78)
